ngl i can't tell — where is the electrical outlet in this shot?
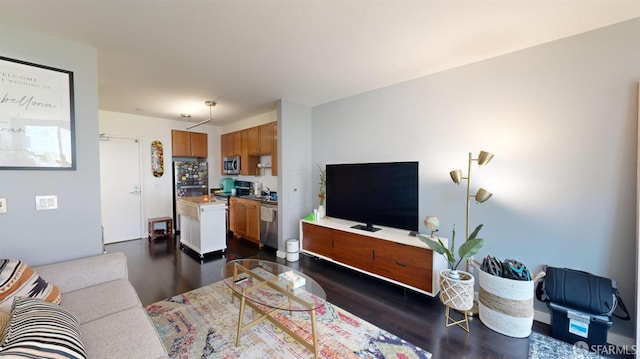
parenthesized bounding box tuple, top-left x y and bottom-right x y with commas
(35, 195, 58, 211)
(0, 198, 6, 214)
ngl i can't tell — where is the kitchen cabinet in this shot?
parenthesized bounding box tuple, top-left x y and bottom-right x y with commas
(219, 122, 278, 176)
(247, 123, 272, 155)
(172, 130, 208, 157)
(301, 218, 446, 296)
(229, 197, 261, 247)
(221, 133, 234, 157)
(271, 122, 278, 176)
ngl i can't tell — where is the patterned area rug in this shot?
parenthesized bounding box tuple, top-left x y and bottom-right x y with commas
(145, 280, 432, 359)
(528, 332, 605, 359)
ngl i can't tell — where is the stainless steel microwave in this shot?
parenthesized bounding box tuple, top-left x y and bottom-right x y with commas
(223, 156, 240, 175)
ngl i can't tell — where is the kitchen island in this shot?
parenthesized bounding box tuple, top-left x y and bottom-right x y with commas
(177, 196, 227, 259)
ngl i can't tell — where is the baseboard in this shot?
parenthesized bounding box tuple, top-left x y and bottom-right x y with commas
(276, 250, 286, 258)
(534, 309, 634, 347)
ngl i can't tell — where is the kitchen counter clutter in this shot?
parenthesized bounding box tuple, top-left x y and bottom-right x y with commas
(177, 196, 227, 260)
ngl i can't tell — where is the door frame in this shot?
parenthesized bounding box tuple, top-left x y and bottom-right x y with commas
(635, 81, 640, 351)
(99, 134, 145, 243)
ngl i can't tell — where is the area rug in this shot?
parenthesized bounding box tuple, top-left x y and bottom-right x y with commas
(145, 280, 432, 359)
(528, 332, 605, 359)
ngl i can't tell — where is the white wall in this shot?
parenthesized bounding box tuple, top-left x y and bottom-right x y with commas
(98, 110, 222, 222)
(0, 21, 103, 265)
(311, 18, 640, 338)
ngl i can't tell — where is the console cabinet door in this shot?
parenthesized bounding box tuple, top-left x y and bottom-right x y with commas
(332, 230, 374, 272)
(302, 222, 333, 258)
(373, 239, 433, 292)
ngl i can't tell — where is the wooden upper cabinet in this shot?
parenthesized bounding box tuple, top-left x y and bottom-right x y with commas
(171, 130, 208, 158)
(171, 130, 191, 157)
(271, 122, 278, 176)
(247, 126, 260, 155)
(221, 133, 234, 157)
(232, 131, 242, 155)
(219, 121, 277, 176)
(190, 132, 208, 157)
(247, 123, 272, 155)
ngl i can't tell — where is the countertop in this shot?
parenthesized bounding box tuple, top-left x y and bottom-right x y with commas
(178, 196, 226, 205)
(213, 192, 278, 205)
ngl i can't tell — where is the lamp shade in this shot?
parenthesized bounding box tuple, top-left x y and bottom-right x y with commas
(477, 151, 494, 166)
(450, 170, 463, 184)
(475, 188, 493, 203)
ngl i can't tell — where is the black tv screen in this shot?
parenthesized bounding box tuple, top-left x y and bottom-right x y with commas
(325, 161, 418, 232)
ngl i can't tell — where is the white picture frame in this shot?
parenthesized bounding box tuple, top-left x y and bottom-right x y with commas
(0, 56, 76, 170)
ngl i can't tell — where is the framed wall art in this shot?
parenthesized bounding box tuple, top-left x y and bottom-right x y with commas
(0, 56, 76, 170)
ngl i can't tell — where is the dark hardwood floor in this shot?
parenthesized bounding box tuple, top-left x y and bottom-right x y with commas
(107, 236, 551, 358)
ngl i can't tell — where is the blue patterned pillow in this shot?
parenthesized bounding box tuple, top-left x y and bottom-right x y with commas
(0, 297, 86, 358)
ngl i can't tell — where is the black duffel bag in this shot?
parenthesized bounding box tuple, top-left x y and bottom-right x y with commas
(536, 266, 630, 320)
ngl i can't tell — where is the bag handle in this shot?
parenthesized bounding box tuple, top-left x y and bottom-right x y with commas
(612, 288, 631, 321)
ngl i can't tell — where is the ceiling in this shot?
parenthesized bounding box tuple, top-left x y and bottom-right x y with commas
(1, 1, 638, 126)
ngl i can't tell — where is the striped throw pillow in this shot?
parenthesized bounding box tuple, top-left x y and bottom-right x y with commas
(0, 313, 8, 337)
(0, 297, 86, 358)
(0, 260, 61, 313)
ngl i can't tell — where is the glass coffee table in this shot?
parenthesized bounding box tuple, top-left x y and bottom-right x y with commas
(221, 259, 326, 358)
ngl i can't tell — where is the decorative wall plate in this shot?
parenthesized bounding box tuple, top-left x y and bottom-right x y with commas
(151, 140, 164, 177)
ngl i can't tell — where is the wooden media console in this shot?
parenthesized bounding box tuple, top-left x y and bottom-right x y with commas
(300, 218, 447, 296)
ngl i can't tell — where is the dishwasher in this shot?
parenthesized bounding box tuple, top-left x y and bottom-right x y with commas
(259, 203, 278, 249)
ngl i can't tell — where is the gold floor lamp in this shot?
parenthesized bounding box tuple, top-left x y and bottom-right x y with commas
(449, 150, 494, 315)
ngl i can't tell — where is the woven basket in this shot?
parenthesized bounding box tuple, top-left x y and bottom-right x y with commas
(478, 270, 535, 338)
(439, 270, 474, 311)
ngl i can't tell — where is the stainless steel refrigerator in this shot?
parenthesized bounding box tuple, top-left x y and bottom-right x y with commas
(172, 160, 208, 232)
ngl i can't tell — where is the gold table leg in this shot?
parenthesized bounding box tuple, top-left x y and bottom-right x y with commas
(311, 309, 319, 358)
(235, 294, 246, 347)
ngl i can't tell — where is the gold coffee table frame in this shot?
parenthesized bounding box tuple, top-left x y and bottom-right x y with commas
(222, 260, 326, 359)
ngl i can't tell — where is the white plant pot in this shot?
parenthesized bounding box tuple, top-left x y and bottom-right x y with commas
(439, 269, 474, 311)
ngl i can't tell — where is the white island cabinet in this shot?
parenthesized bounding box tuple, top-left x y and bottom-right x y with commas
(177, 197, 227, 259)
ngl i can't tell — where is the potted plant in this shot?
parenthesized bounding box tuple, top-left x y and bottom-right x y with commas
(317, 165, 326, 219)
(417, 223, 484, 312)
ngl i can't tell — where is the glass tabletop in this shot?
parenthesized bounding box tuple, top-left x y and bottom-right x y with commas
(221, 259, 326, 312)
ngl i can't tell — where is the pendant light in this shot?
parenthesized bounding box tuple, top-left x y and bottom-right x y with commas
(186, 100, 216, 130)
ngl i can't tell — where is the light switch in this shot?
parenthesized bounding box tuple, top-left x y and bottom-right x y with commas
(35, 195, 58, 211)
(0, 198, 6, 214)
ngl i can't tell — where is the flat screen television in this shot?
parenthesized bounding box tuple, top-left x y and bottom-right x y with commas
(325, 161, 418, 233)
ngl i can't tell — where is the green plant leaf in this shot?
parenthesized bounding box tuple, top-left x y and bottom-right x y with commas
(467, 224, 483, 240)
(458, 238, 484, 260)
(416, 234, 446, 255)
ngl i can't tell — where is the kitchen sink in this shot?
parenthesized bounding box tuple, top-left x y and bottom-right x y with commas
(241, 195, 277, 205)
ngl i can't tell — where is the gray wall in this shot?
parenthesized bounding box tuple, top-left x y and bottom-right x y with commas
(278, 100, 312, 256)
(0, 21, 102, 265)
(310, 18, 640, 337)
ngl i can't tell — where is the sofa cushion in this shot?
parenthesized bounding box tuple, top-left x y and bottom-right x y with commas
(60, 279, 141, 325)
(80, 307, 167, 359)
(0, 259, 61, 313)
(0, 297, 86, 358)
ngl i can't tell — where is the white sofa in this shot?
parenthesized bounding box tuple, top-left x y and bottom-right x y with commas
(33, 252, 168, 359)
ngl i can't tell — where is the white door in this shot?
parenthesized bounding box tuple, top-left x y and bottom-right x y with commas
(99, 136, 143, 243)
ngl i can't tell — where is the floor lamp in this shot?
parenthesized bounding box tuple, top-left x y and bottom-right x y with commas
(449, 150, 494, 315)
